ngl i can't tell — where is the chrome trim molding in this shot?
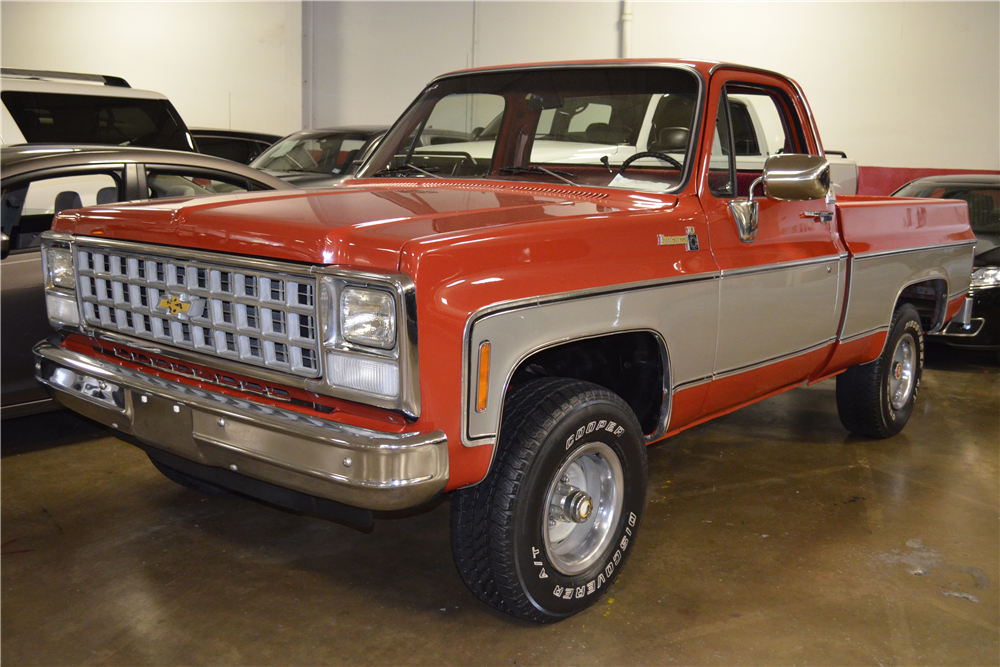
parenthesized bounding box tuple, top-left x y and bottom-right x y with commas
(34, 341, 447, 511)
(670, 375, 712, 393)
(840, 326, 890, 345)
(852, 239, 978, 261)
(720, 254, 843, 279)
(712, 337, 836, 381)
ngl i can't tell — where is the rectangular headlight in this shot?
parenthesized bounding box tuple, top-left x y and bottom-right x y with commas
(45, 246, 76, 290)
(341, 287, 396, 349)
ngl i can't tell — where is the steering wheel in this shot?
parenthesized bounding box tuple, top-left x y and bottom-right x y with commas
(618, 151, 683, 173)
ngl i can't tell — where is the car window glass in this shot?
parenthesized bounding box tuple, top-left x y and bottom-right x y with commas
(1, 91, 191, 151)
(950, 188, 1000, 234)
(196, 137, 254, 164)
(566, 102, 613, 134)
(255, 134, 370, 175)
(710, 84, 806, 198)
(2, 172, 121, 252)
(361, 67, 699, 193)
(146, 170, 250, 198)
(398, 93, 505, 177)
(708, 92, 735, 197)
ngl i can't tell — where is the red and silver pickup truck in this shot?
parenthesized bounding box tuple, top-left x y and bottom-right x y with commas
(35, 60, 975, 622)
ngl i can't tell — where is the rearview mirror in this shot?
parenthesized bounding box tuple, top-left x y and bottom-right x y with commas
(762, 154, 831, 201)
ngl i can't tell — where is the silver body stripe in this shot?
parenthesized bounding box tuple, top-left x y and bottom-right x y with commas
(714, 255, 844, 375)
(463, 273, 720, 446)
(840, 243, 973, 342)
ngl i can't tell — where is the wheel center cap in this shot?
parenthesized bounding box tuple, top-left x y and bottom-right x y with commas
(566, 490, 593, 523)
(894, 362, 903, 380)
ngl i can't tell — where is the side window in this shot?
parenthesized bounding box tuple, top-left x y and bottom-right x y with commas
(146, 169, 252, 198)
(2, 172, 121, 252)
(710, 84, 806, 198)
(709, 92, 735, 197)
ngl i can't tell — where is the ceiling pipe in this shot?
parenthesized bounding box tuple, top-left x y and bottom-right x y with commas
(621, 0, 633, 59)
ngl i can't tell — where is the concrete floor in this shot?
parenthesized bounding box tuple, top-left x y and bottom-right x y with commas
(2, 346, 998, 666)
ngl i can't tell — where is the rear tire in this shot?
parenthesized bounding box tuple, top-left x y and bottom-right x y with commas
(451, 377, 647, 622)
(837, 304, 924, 438)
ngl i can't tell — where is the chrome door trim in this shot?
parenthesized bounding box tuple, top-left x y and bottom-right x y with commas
(840, 326, 890, 345)
(712, 337, 836, 381)
(720, 253, 845, 279)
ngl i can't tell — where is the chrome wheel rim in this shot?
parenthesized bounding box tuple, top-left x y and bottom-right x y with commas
(544, 441, 623, 576)
(889, 334, 916, 410)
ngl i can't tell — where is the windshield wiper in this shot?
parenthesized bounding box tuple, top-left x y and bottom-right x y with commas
(498, 165, 576, 186)
(374, 163, 442, 178)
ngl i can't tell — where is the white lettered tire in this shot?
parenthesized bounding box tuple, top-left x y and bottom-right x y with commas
(451, 377, 647, 622)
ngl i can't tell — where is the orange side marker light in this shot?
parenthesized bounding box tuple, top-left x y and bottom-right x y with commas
(476, 341, 491, 413)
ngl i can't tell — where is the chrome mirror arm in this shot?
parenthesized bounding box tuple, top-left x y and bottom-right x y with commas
(729, 177, 763, 243)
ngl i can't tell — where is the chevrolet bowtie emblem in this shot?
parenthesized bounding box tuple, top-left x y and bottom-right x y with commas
(159, 295, 191, 316)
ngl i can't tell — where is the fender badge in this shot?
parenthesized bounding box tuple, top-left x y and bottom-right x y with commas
(159, 294, 192, 316)
(657, 227, 700, 251)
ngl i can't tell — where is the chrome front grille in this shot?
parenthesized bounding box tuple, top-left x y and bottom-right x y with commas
(76, 245, 321, 379)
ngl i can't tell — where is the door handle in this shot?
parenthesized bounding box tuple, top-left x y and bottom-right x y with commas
(802, 210, 835, 224)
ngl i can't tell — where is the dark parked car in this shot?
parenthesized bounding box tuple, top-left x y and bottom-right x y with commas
(1, 145, 294, 417)
(250, 126, 386, 187)
(190, 128, 281, 164)
(893, 174, 1000, 361)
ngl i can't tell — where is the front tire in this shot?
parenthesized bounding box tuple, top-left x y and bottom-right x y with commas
(451, 378, 647, 622)
(837, 303, 924, 438)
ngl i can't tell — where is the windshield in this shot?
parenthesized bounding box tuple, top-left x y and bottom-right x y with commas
(358, 67, 701, 193)
(895, 184, 1000, 235)
(252, 132, 372, 175)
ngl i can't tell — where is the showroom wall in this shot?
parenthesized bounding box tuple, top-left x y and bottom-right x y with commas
(305, 1, 999, 182)
(3, 1, 997, 184)
(0, 1, 303, 135)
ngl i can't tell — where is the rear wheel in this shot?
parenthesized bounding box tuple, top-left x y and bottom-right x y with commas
(837, 304, 924, 438)
(451, 377, 647, 622)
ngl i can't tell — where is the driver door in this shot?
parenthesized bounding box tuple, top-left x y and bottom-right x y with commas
(698, 71, 846, 417)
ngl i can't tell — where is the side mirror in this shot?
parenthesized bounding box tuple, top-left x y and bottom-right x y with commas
(728, 155, 831, 243)
(762, 154, 831, 201)
(1, 232, 9, 259)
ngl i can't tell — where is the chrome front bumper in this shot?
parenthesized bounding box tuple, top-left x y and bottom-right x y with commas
(34, 341, 448, 512)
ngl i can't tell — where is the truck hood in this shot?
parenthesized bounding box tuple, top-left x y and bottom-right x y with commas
(55, 181, 669, 270)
